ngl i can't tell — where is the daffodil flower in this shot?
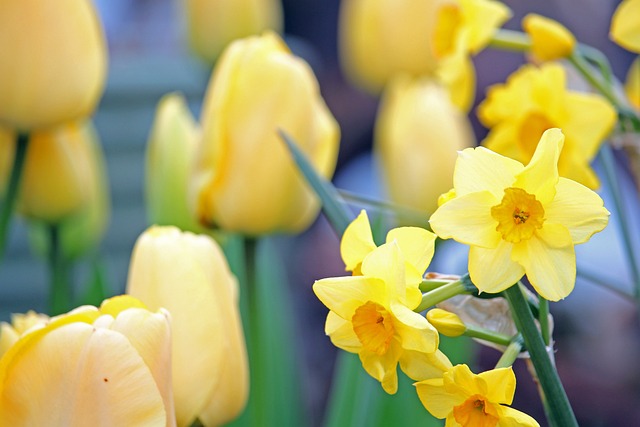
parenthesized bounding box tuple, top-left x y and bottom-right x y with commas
(477, 63, 616, 189)
(430, 128, 609, 301)
(522, 13, 576, 62)
(610, 0, 640, 53)
(314, 241, 449, 394)
(415, 364, 540, 426)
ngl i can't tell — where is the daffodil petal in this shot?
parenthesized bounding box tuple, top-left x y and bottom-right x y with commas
(313, 276, 387, 320)
(512, 225, 575, 301)
(545, 178, 609, 243)
(496, 405, 541, 427)
(610, 0, 640, 52)
(557, 144, 600, 190)
(399, 349, 452, 382)
(390, 302, 438, 353)
(361, 241, 407, 300)
(325, 311, 361, 352)
(415, 377, 465, 419)
(514, 128, 563, 205)
(469, 241, 525, 294)
(430, 190, 501, 248)
(461, 0, 512, 54)
(340, 210, 376, 271)
(453, 146, 522, 198)
(482, 122, 524, 164)
(562, 93, 616, 160)
(478, 367, 516, 404)
(386, 226, 437, 275)
(445, 363, 485, 396)
(359, 340, 403, 394)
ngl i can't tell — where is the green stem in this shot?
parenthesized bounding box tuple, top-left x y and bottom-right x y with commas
(464, 325, 513, 347)
(48, 224, 72, 315)
(415, 279, 469, 312)
(568, 53, 619, 107)
(538, 297, 550, 346)
(0, 133, 29, 260)
(599, 143, 640, 300)
(488, 29, 531, 52)
(495, 336, 524, 369)
(504, 284, 578, 427)
(419, 278, 452, 293)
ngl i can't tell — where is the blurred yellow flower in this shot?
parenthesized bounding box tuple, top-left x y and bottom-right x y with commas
(430, 129, 609, 301)
(183, 0, 283, 63)
(0, 128, 14, 199)
(0, 0, 107, 131)
(0, 296, 176, 426)
(415, 364, 540, 426)
(146, 93, 204, 234)
(375, 76, 475, 216)
(127, 226, 248, 427)
(314, 241, 449, 394)
(625, 57, 640, 109)
(610, 0, 640, 53)
(191, 32, 340, 235)
(522, 13, 576, 62)
(478, 63, 617, 189)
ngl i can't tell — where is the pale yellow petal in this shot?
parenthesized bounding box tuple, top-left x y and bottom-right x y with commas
(522, 14, 576, 62)
(325, 311, 361, 352)
(482, 122, 525, 164)
(445, 364, 485, 396)
(496, 406, 541, 427)
(386, 227, 437, 275)
(557, 142, 600, 190)
(562, 93, 616, 161)
(313, 276, 387, 320)
(400, 349, 452, 382)
(415, 377, 465, 419)
(477, 367, 516, 404)
(430, 191, 501, 248)
(610, 0, 640, 53)
(437, 50, 477, 112)
(340, 209, 376, 271)
(545, 178, 609, 244)
(511, 225, 575, 301)
(453, 146, 522, 198)
(514, 128, 563, 205)
(460, 0, 512, 54)
(625, 57, 640, 108)
(390, 302, 438, 353)
(469, 241, 525, 294)
(359, 339, 403, 394)
(361, 241, 407, 300)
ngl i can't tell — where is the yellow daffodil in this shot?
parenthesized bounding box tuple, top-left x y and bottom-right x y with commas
(477, 63, 617, 189)
(375, 76, 475, 216)
(339, 0, 510, 104)
(0, 0, 107, 131)
(191, 32, 340, 235)
(127, 226, 248, 427)
(625, 57, 640, 109)
(183, 0, 283, 63)
(610, 0, 640, 53)
(415, 364, 540, 427)
(0, 296, 176, 426)
(146, 93, 204, 234)
(314, 241, 448, 394)
(429, 129, 609, 301)
(522, 14, 576, 62)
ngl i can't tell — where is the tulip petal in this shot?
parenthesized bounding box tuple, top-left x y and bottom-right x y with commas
(469, 241, 525, 294)
(453, 146, 522, 198)
(340, 210, 376, 272)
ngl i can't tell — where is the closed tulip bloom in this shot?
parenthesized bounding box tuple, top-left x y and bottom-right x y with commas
(376, 76, 475, 217)
(191, 32, 340, 235)
(610, 0, 640, 53)
(0, 0, 107, 131)
(184, 0, 283, 63)
(127, 226, 248, 427)
(146, 93, 203, 233)
(0, 296, 176, 426)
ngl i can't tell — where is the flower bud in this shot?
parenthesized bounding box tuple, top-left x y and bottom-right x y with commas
(184, 0, 284, 63)
(191, 32, 340, 235)
(0, 0, 107, 131)
(127, 226, 248, 426)
(375, 76, 475, 217)
(0, 296, 176, 426)
(146, 93, 203, 233)
(522, 14, 576, 62)
(426, 308, 466, 337)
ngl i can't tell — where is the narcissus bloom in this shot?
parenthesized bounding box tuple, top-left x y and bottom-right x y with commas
(478, 63, 616, 189)
(415, 364, 540, 426)
(127, 226, 248, 427)
(375, 76, 475, 216)
(430, 129, 609, 301)
(610, 0, 640, 53)
(191, 32, 340, 235)
(0, 0, 107, 131)
(522, 14, 576, 62)
(0, 296, 176, 426)
(314, 241, 448, 394)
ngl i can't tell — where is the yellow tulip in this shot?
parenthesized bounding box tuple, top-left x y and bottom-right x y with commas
(191, 32, 340, 235)
(146, 93, 204, 234)
(0, 296, 176, 426)
(126, 226, 248, 427)
(375, 76, 475, 217)
(522, 14, 576, 62)
(0, 311, 49, 358)
(183, 0, 283, 63)
(0, 0, 107, 131)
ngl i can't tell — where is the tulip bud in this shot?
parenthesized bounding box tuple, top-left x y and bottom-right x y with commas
(0, 0, 107, 131)
(375, 76, 475, 218)
(610, 0, 640, 53)
(427, 308, 466, 337)
(191, 32, 340, 235)
(0, 296, 176, 426)
(183, 0, 284, 64)
(127, 226, 248, 427)
(522, 14, 576, 62)
(146, 93, 204, 234)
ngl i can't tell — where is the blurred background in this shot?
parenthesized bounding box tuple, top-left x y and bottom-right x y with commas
(1, 1, 639, 426)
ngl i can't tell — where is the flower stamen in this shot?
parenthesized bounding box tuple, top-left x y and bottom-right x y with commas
(491, 187, 545, 243)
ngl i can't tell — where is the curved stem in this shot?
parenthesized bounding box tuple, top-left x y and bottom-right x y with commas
(0, 133, 29, 261)
(488, 29, 532, 52)
(415, 279, 470, 312)
(495, 336, 524, 369)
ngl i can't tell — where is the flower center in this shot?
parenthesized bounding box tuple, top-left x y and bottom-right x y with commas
(352, 301, 394, 355)
(491, 187, 545, 243)
(453, 395, 499, 427)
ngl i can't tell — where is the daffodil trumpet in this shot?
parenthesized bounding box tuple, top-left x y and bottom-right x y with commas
(0, 133, 28, 260)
